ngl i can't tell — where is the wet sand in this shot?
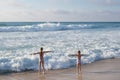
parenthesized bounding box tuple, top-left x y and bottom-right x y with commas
(0, 58, 120, 80)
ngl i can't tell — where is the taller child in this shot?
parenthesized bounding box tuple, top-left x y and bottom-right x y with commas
(31, 47, 52, 74)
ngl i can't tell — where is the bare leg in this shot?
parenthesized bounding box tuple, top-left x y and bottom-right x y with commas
(40, 62, 42, 72)
(78, 63, 80, 74)
(76, 64, 78, 74)
(38, 62, 41, 73)
(42, 61, 45, 74)
(79, 63, 82, 75)
(76, 63, 79, 74)
(80, 63, 81, 72)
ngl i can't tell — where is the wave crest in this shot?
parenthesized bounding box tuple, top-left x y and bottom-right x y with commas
(0, 22, 94, 32)
(0, 22, 120, 32)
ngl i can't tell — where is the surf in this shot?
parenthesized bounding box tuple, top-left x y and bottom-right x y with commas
(0, 22, 120, 32)
(0, 22, 120, 73)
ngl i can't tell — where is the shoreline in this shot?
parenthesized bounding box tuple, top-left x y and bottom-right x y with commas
(0, 58, 120, 80)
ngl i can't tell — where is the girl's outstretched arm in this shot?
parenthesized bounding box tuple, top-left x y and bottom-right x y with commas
(68, 54, 78, 56)
(43, 51, 53, 53)
(30, 52, 40, 55)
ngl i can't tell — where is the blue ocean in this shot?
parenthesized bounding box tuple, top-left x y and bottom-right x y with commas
(0, 22, 120, 72)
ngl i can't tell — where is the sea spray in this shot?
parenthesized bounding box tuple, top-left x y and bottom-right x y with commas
(0, 22, 120, 72)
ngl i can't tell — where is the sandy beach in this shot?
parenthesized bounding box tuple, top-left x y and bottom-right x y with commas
(0, 58, 120, 80)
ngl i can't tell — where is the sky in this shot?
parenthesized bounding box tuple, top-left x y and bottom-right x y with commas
(0, 0, 120, 22)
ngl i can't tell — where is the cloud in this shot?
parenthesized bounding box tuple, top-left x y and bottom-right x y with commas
(0, 0, 31, 10)
(52, 10, 72, 15)
(0, 0, 120, 21)
(0, 9, 86, 21)
(0, 9, 120, 22)
(10, 1, 29, 8)
(88, 10, 120, 21)
(89, 0, 120, 6)
(97, 10, 120, 17)
(105, 0, 120, 6)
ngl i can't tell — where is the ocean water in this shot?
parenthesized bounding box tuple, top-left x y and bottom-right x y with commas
(0, 22, 120, 72)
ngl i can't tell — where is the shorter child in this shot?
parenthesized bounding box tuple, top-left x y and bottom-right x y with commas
(69, 50, 83, 74)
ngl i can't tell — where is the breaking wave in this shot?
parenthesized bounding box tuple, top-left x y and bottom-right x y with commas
(0, 22, 120, 32)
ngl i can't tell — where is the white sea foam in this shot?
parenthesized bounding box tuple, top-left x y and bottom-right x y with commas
(0, 26, 120, 72)
(0, 22, 98, 32)
(0, 22, 120, 32)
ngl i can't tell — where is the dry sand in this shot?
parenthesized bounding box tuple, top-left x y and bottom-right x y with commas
(0, 58, 120, 80)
